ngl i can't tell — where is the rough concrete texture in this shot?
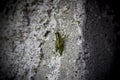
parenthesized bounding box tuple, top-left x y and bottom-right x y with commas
(84, 0, 116, 80)
(0, 0, 116, 80)
(0, 0, 86, 80)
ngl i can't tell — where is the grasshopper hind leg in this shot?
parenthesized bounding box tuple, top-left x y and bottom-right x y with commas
(55, 42, 58, 52)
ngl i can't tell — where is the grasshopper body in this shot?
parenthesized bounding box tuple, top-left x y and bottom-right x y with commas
(55, 32, 64, 56)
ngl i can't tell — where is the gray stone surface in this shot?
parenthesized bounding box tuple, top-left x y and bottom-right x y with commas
(84, 1, 116, 80)
(0, 0, 86, 80)
(0, 0, 117, 80)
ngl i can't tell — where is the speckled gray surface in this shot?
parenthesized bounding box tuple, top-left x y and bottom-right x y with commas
(0, 0, 86, 80)
(0, 0, 117, 80)
(84, 1, 116, 80)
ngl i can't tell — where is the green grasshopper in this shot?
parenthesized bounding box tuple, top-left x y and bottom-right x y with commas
(55, 32, 64, 56)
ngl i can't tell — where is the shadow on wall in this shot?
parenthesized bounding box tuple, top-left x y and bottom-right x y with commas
(97, 0, 120, 80)
(0, 0, 120, 80)
(0, 0, 10, 11)
(85, 0, 120, 80)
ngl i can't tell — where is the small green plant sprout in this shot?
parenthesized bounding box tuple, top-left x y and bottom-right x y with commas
(55, 31, 65, 56)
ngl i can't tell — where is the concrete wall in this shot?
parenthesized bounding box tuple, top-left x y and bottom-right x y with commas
(0, 0, 86, 80)
(0, 0, 117, 80)
(84, 0, 116, 80)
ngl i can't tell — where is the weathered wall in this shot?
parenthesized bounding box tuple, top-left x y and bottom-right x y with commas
(0, 0, 87, 80)
(84, 0, 116, 80)
(0, 0, 117, 80)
